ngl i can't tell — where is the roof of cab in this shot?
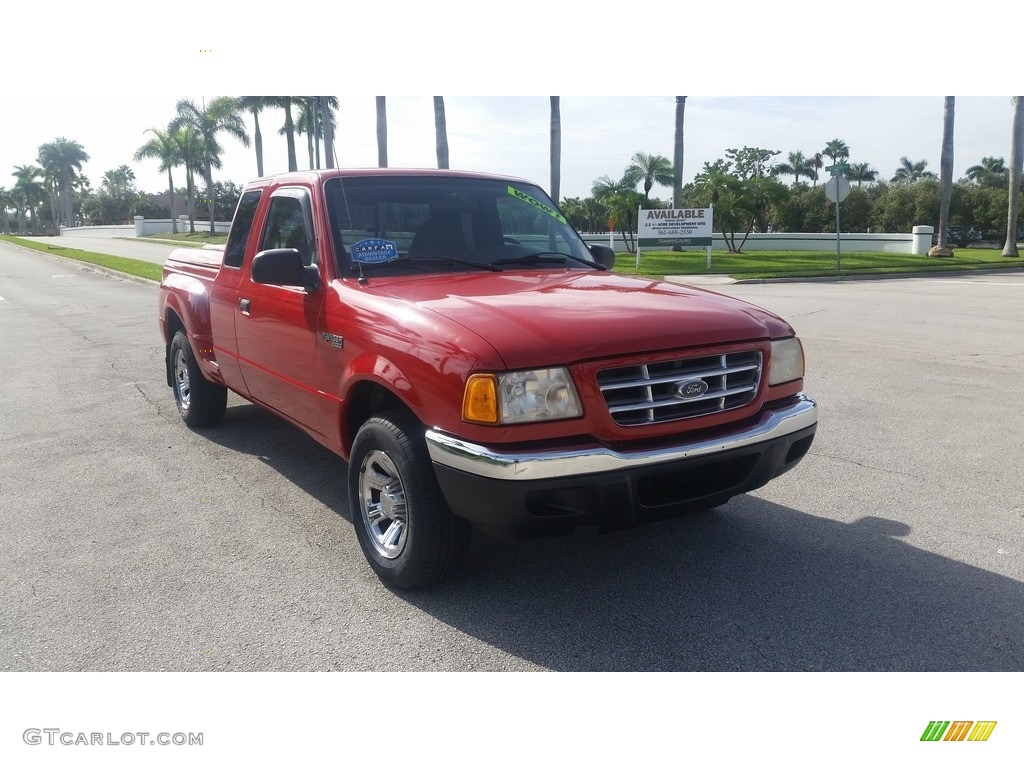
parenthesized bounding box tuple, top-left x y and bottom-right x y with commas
(245, 167, 535, 188)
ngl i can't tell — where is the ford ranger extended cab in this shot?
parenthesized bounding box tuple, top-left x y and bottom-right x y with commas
(159, 169, 817, 590)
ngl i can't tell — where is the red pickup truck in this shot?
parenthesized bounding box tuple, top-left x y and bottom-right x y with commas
(159, 169, 816, 589)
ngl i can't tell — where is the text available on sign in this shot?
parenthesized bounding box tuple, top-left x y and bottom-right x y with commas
(637, 208, 714, 248)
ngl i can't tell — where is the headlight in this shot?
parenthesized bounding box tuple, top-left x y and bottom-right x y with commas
(768, 337, 805, 385)
(463, 367, 582, 425)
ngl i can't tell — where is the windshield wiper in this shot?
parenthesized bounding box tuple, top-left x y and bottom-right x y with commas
(351, 254, 502, 273)
(490, 251, 607, 270)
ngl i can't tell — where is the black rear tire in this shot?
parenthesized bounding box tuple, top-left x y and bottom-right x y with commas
(349, 410, 470, 590)
(169, 330, 227, 428)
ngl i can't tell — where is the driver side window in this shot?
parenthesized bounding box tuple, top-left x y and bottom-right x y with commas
(261, 195, 315, 266)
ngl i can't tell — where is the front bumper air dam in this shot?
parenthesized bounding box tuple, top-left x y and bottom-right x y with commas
(425, 395, 817, 535)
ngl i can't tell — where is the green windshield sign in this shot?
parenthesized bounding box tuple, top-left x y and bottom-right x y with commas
(507, 186, 567, 225)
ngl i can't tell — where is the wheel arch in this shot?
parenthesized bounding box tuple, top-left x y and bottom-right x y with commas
(163, 308, 188, 387)
(341, 379, 417, 459)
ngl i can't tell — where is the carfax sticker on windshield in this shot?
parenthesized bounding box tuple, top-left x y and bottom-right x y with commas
(507, 186, 567, 225)
(351, 238, 399, 264)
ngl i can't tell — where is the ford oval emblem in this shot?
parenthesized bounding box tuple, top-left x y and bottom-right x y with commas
(674, 378, 709, 399)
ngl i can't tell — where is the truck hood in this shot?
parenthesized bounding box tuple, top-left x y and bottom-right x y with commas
(362, 271, 785, 369)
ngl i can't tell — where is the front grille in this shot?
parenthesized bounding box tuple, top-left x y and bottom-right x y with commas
(597, 351, 762, 426)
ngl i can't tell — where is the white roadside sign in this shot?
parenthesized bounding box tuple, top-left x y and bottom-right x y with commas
(637, 207, 714, 248)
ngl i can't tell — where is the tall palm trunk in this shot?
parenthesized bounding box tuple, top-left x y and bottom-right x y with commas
(312, 98, 321, 169)
(61, 170, 74, 228)
(549, 96, 560, 202)
(186, 168, 196, 234)
(376, 97, 388, 168)
(205, 161, 216, 235)
(435, 97, 449, 169)
(284, 97, 297, 172)
(673, 96, 686, 208)
(166, 167, 177, 234)
(936, 96, 955, 253)
(323, 98, 335, 169)
(1002, 96, 1023, 257)
(253, 110, 264, 177)
(47, 183, 59, 233)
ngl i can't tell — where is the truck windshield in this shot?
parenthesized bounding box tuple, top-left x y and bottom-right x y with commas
(324, 176, 598, 276)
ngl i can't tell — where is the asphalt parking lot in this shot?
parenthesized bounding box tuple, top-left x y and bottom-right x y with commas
(1, 240, 1022, 671)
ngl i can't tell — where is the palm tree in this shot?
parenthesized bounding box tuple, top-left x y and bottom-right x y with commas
(592, 175, 643, 251)
(891, 157, 937, 183)
(70, 174, 90, 227)
(36, 138, 89, 229)
(822, 139, 850, 165)
(935, 97, 955, 254)
(318, 97, 339, 169)
(376, 96, 388, 168)
(1002, 96, 1023, 258)
(101, 165, 138, 223)
(672, 97, 686, 208)
(281, 97, 298, 172)
(40, 165, 60, 233)
(773, 151, 814, 185)
(237, 96, 279, 177)
(293, 98, 318, 170)
(12, 164, 45, 234)
(549, 96, 559, 201)
(9, 185, 28, 233)
(846, 162, 879, 186)
(290, 97, 338, 170)
(809, 153, 824, 186)
(435, 97, 450, 170)
(623, 152, 673, 201)
(965, 156, 1008, 188)
(175, 126, 205, 234)
(171, 97, 250, 234)
(0, 187, 11, 233)
(134, 125, 184, 233)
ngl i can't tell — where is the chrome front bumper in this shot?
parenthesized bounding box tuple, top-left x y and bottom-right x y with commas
(425, 394, 817, 482)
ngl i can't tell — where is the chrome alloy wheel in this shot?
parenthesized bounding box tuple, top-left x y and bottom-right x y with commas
(173, 347, 192, 410)
(358, 450, 409, 560)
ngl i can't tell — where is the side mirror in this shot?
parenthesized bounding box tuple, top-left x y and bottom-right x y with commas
(251, 248, 321, 293)
(588, 243, 617, 271)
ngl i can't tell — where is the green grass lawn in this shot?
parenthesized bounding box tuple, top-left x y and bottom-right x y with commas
(140, 231, 228, 246)
(0, 235, 163, 281)
(618, 247, 1024, 280)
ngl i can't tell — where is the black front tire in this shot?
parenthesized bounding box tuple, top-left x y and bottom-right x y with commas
(169, 330, 227, 428)
(349, 411, 470, 590)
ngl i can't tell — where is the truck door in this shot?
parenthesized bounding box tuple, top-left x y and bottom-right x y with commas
(209, 188, 264, 396)
(234, 187, 327, 433)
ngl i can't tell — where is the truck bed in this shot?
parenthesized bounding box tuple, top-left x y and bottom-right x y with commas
(163, 244, 224, 281)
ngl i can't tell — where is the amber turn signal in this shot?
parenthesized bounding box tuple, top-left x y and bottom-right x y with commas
(463, 374, 499, 424)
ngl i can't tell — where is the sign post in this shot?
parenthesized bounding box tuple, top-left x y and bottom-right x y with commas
(824, 163, 851, 271)
(636, 206, 714, 271)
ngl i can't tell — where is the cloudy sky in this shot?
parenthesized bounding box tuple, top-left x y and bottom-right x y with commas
(3, 95, 1017, 203)
(4, 2, 1017, 204)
